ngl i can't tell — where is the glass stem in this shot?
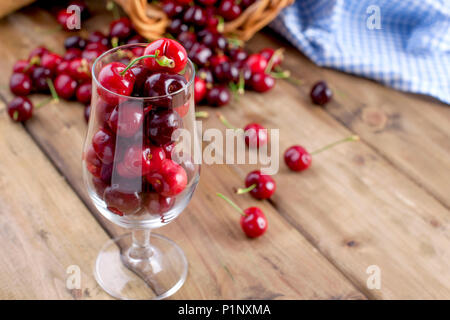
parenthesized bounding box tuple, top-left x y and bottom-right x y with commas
(128, 229, 153, 260)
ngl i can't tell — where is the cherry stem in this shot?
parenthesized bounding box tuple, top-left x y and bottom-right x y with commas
(195, 111, 209, 118)
(111, 37, 119, 48)
(216, 112, 237, 130)
(120, 51, 175, 76)
(46, 78, 60, 103)
(237, 71, 245, 95)
(311, 135, 360, 155)
(270, 70, 290, 79)
(25, 56, 40, 73)
(12, 110, 19, 121)
(217, 16, 225, 33)
(236, 184, 256, 195)
(35, 96, 53, 109)
(106, 1, 120, 20)
(216, 193, 246, 217)
(265, 48, 284, 74)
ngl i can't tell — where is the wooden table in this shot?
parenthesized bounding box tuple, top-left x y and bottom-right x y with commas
(0, 1, 449, 300)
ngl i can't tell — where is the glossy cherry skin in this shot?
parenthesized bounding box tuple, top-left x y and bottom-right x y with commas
(246, 54, 268, 74)
(197, 67, 214, 84)
(177, 31, 197, 51)
(13, 60, 31, 74)
(87, 30, 109, 47)
(259, 48, 282, 69)
(85, 145, 102, 177)
(146, 159, 187, 197)
(104, 184, 142, 216)
(228, 47, 248, 65)
(68, 58, 91, 81)
(127, 35, 147, 56)
(10, 73, 32, 96)
(119, 144, 166, 177)
(107, 101, 144, 137)
(109, 17, 133, 41)
(54, 74, 77, 100)
(143, 38, 188, 74)
(63, 48, 82, 61)
(241, 207, 268, 238)
(76, 82, 92, 104)
(97, 62, 136, 105)
(244, 123, 268, 147)
(82, 43, 107, 62)
(168, 19, 189, 35)
(245, 170, 276, 199)
(64, 35, 86, 50)
(96, 98, 116, 125)
(310, 81, 332, 105)
(210, 54, 229, 69)
(194, 76, 207, 104)
(218, 0, 242, 21)
(84, 104, 91, 123)
(249, 72, 275, 92)
(31, 67, 52, 92)
(143, 73, 188, 108)
(284, 145, 312, 171)
(129, 64, 150, 96)
(206, 85, 231, 107)
(7, 96, 33, 122)
(145, 193, 175, 214)
(92, 127, 116, 164)
(41, 52, 63, 74)
(28, 46, 48, 60)
(199, 30, 227, 51)
(213, 61, 240, 83)
(162, 0, 184, 18)
(189, 44, 212, 67)
(183, 6, 206, 27)
(146, 110, 181, 146)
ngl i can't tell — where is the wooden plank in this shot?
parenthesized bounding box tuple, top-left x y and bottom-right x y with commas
(0, 4, 365, 299)
(0, 108, 112, 299)
(249, 32, 450, 209)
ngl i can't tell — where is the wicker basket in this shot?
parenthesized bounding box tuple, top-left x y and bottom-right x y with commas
(114, 0, 293, 41)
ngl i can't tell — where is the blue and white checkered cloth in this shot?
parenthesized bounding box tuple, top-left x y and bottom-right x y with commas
(270, 0, 450, 105)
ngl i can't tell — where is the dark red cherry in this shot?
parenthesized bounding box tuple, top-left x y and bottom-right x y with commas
(213, 61, 240, 83)
(241, 207, 268, 238)
(64, 35, 86, 50)
(41, 52, 63, 74)
(109, 17, 133, 41)
(143, 73, 188, 108)
(310, 81, 332, 105)
(54, 74, 77, 100)
(162, 0, 184, 18)
(146, 159, 187, 197)
(218, 0, 241, 21)
(145, 193, 175, 214)
(228, 47, 249, 65)
(210, 54, 229, 69)
(189, 44, 212, 67)
(104, 184, 142, 216)
(107, 101, 144, 137)
(174, 0, 191, 4)
(197, 67, 214, 84)
(146, 109, 181, 146)
(69, 0, 90, 19)
(85, 145, 102, 178)
(126, 35, 147, 56)
(13, 60, 31, 74)
(7, 96, 33, 122)
(97, 62, 136, 105)
(76, 82, 92, 104)
(63, 48, 82, 61)
(84, 104, 91, 123)
(249, 72, 275, 92)
(244, 123, 268, 147)
(245, 53, 268, 74)
(241, 0, 256, 7)
(206, 85, 231, 106)
(167, 19, 189, 35)
(194, 76, 207, 103)
(68, 58, 91, 82)
(177, 31, 197, 51)
(56, 9, 77, 31)
(87, 30, 109, 47)
(129, 64, 150, 96)
(198, 0, 217, 5)
(259, 48, 283, 69)
(10, 73, 32, 96)
(82, 43, 108, 62)
(120, 144, 166, 177)
(92, 127, 116, 164)
(205, 7, 219, 29)
(28, 46, 48, 61)
(243, 170, 276, 199)
(31, 67, 53, 93)
(143, 38, 188, 73)
(55, 60, 70, 76)
(284, 145, 312, 171)
(200, 30, 227, 51)
(183, 6, 206, 27)
(96, 98, 115, 125)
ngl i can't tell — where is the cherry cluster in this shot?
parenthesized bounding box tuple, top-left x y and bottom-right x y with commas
(163, 0, 283, 106)
(85, 38, 191, 217)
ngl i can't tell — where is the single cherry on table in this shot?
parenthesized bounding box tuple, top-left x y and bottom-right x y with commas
(237, 170, 276, 200)
(218, 113, 268, 148)
(310, 81, 333, 106)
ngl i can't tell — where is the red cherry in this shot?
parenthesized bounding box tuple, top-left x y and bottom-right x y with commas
(54, 74, 77, 100)
(146, 159, 187, 197)
(129, 64, 150, 96)
(162, 0, 184, 18)
(13, 60, 31, 74)
(63, 48, 82, 61)
(210, 54, 229, 68)
(84, 104, 91, 123)
(245, 54, 268, 74)
(104, 185, 142, 216)
(68, 58, 91, 81)
(109, 17, 133, 41)
(284, 145, 312, 171)
(41, 52, 62, 74)
(91, 176, 108, 199)
(56, 9, 77, 31)
(249, 72, 275, 93)
(28, 46, 48, 60)
(259, 48, 283, 70)
(87, 30, 109, 47)
(218, 0, 242, 21)
(107, 101, 144, 137)
(244, 123, 268, 147)
(241, 170, 276, 200)
(174, 0, 191, 4)
(120, 144, 166, 177)
(82, 44, 106, 62)
(64, 35, 86, 50)
(310, 81, 332, 105)
(127, 35, 147, 56)
(228, 48, 249, 65)
(206, 85, 231, 107)
(162, 142, 175, 159)
(194, 76, 207, 104)
(31, 67, 52, 93)
(76, 82, 92, 104)
(143, 38, 188, 73)
(145, 193, 175, 214)
(10, 73, 32, 96)
(84, 145, 102, 177)
(56, 60, 71, 75)
(7, 96, 33, 122)
(241, 207, 268, 238)
(96, 98, 115, 125)
(97, 62, 136, 105)
(183, 6, 207, 27)
(92, 127, 116, 164)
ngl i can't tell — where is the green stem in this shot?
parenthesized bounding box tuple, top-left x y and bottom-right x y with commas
(120, 52, 174, 76)
(12, 110, 19, 121)
(195, 111, 209, 118)
(237, 71, 245, 95)
(270, 70, 291, 79)
(265, 48, 284, 74)
(311, 135, 360, 155)
(216, 193, 246, 217)
(35, 96, 53, 109)
(111, 37, 119, 48)
(217, 112, 237, 130)
(46, 78, 60, 103)
(236, 184, 256, 195)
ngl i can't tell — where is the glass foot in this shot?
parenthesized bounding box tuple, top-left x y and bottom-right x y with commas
(94, 233, 188, 300)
